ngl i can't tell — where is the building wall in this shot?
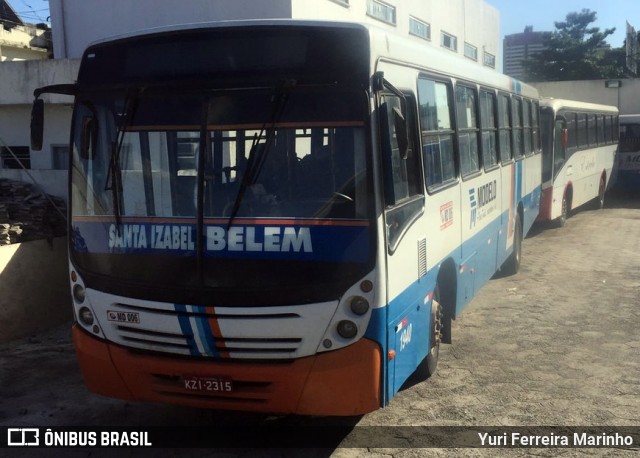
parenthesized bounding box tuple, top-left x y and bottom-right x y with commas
(532, 79, 640, 115)
(0, 59, 78, 200)
(49, 0, 293, 58)
(0, 23, 49, 61)
(503, 29, 548, 80)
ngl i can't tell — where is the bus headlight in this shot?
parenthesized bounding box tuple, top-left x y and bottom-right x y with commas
(337, 320, 358, 339)
(78, 306, 94, 326)
(73, 284, 86, 304)
(350, 296, 369, 315)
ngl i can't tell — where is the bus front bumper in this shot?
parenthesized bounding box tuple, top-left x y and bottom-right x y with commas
(72, 324, 382, 416)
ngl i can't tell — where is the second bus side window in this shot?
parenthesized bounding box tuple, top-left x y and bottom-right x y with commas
(480, 89, 498, 168)
(456, 85, 480, 177)
(417, 77, 456, 189)
(498, 94, 512, 163)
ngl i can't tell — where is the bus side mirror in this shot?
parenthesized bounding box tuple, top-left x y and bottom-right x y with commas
(30, 99, 44, 151)
(393, 106, 409, 160)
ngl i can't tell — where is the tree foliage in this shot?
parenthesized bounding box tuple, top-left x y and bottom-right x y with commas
(522, 9, 632, 82)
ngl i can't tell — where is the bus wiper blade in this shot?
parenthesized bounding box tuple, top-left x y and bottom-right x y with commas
(105, 89, 141, 232)
(226, 79, 296, 228)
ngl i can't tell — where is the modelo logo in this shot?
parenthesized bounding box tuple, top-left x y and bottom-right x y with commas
(477, 180, 498, 208)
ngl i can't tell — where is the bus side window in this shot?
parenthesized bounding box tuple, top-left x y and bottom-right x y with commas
(417, 77, 456, 190)
(523, 100, 532, 155)
(577, 113, 588, 147)
(479, 89, 498, 169)
(565, 112, 577, 150)
(497, 93, 512, 163)
(532, 101, 540, 153)
(455, 85, 480, 177)
(554, 119, 566, 169)
(379, 88, 423, 251)
(511, 97, 524, 159)
(587, 114, 597, 146)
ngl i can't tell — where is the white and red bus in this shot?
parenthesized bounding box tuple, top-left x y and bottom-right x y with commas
(31, 20, 540, 415)
(538, 98, 618, 226)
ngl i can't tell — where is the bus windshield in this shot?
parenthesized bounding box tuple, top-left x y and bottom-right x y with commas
(620, 122, 640, 153)
(70, 86, 374, 305)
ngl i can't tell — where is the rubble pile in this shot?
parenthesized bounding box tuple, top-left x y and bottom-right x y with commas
(0, 178, 67, 245)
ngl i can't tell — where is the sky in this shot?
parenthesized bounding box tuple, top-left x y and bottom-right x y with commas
(11, 0, 640, 47)
(11, 0, 50, 24)
(487, 0, 640, 48)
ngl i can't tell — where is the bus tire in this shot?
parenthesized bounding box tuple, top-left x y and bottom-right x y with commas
(556, 192, 569, 227)
(592, 176, 606, 210)
(418, 285, 443, 378)
(502, 213, 522, 275)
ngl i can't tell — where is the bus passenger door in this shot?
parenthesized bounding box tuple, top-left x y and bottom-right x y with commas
(377, 81, 430, 398)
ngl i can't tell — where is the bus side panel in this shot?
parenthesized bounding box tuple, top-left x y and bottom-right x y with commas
(383, 184, 460, 401)
(455, 168, 502, 317)
(522, 154, 542, 235)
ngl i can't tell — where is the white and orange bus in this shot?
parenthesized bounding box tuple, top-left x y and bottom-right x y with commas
(32, 20, 541, 415)
(538, 98, 618, 226)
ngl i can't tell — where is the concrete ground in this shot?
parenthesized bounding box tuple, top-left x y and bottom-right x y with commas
(1, 194, 639, 457)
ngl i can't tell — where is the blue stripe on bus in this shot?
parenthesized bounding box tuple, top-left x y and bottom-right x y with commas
(369, 184, 541, 404)
(194, 305, 219, 357)
(174, 304, 200, 356)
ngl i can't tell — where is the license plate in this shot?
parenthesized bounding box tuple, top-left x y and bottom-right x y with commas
(183, 376, 233, 393)
(107, 310, 140, 324)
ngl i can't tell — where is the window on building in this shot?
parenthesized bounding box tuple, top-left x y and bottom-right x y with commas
(367, 0, 396, 25)
(52, 145, 70, 170)
(441, 31, 457, 52)
(0, 146, 31, 169)
(409, 16, 430, 40)
(484, 51, 496, 68)
(464, 42, 478, 61)
(329, 0, 349, 6)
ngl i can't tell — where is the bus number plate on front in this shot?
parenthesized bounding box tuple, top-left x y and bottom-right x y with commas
(183, 376, 233, 393)
(107, 310, 140, 324)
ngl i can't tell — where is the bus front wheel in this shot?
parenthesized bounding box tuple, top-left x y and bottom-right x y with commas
(424, 286, 443, 377)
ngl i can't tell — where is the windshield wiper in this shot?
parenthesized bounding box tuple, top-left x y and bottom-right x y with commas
(105, 89, 141, 232)
(226, 79, 296, 228)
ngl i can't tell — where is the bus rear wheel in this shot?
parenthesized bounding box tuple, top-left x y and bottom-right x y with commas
(593, 176, 606, 210)
(556, 192, 569, 227)
(502, 213, 522, 275)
